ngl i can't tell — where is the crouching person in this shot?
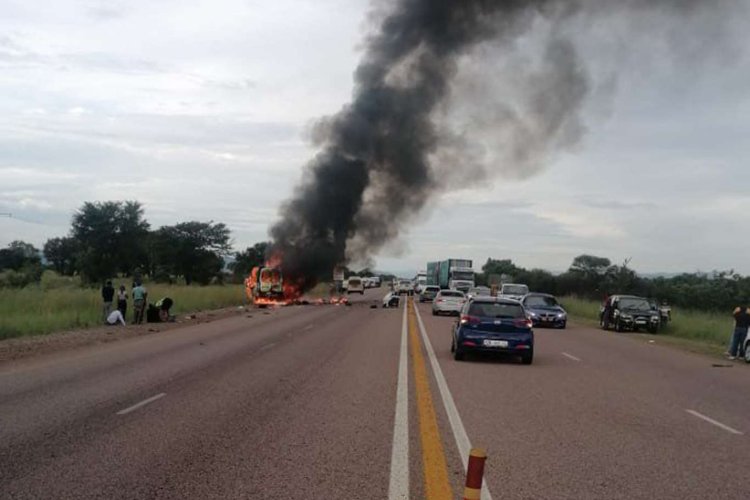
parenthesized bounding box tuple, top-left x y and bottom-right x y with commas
(106, 309, 126, 326)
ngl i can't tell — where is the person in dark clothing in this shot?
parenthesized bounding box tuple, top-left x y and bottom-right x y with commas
(101, 280, 115, 322)
(726, 303, 750, 360)
(117, 285, 128, 317)
(146, 297, 174, 323)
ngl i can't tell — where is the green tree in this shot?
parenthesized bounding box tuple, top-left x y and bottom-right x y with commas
(230, 242, 270, 278)
(0, 241, 43, 287)
(71, 201, 150, 282)
(0, 240, 40, 270)
(481, 258, 521, 285)
(43, 237, 79, 275)
(151, 221, 231, 285)
(569, 254, 611, 277)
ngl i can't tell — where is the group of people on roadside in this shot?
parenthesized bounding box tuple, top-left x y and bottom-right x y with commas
(726, 303, 750, 360)
(101, 280, 148, 326)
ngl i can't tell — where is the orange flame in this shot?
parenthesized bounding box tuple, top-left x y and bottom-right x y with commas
(244, 251, 304, 307)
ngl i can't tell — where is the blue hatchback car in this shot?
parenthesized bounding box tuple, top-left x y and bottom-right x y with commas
(451, 297, 534, 364)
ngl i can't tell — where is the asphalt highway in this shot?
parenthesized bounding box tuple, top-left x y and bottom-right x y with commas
(2, 289, 749, 499)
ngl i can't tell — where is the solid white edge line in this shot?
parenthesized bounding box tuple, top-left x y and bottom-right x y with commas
(562, 352, 581, 362)
(413, 303, 494, 500)
(116, 392, 166, 416)
(685, 409, 744, 435)
(388, 302, 409, 500)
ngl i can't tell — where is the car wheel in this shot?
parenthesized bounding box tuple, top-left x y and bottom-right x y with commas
(560, 321, 567, 330)
(432, 310, 437, 316)
(521, 349, 534, 365)
(450, 337, 456, 353)
(615, 320, 623, 333)
(600, 316, 608, 330)
(453, 347, 465, 361)
(647, 324, 658, 334)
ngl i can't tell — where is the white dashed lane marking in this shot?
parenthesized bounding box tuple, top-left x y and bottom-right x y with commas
(562, 352, 581, 362)
(116, 393, 166, 416)
(686, 409, 743, 435)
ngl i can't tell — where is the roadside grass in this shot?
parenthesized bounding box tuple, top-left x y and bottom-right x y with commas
(0, 282, 245, 340)
(560, 296, 734, 354)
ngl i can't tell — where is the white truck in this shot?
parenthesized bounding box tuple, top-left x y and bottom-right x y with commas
(414, 271, 427, 294)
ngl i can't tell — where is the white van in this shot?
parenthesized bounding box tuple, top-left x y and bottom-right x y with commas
(346, 277, 365, 295)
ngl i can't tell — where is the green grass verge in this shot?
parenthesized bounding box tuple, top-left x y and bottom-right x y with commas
(560, 296, 735, 353)
(0, 283, 245, 340)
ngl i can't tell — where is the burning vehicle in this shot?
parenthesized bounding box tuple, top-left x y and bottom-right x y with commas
(245, 266, 287, 307)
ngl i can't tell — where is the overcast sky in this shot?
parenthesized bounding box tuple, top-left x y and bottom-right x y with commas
(2, 0, 750, 275)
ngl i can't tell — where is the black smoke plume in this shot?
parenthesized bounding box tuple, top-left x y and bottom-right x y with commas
(269, 0, 739, 291)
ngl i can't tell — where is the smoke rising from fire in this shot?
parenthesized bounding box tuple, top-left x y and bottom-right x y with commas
(269, 0, 741, 290)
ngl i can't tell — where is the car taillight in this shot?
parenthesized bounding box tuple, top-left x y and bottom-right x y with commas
(436, 299, 444, 303)
(460, 314, 481, 325)
(514, 318, 532, 329)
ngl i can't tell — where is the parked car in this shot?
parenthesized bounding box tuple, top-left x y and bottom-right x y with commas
(499, 283, 529, 301)
(466, 286, 491, 299)
(451, 297, 534, 364)
(742, 334, 750, 363)
(521, 293, 567, 329)
(382, 291, 400, 308)
(432, 290, 466, 316)
(346, 277, 365, 295)
(600, 295, 660, 333)
(419, 285, 440, 302)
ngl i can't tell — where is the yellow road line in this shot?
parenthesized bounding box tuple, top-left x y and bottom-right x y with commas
(408, 299, 452, 500)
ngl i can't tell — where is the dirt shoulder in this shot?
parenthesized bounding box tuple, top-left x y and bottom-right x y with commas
(0, 306, 250, 364)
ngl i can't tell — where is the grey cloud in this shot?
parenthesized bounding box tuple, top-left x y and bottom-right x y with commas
(86, 5, 126, 21)
(580, 199, 658, 211)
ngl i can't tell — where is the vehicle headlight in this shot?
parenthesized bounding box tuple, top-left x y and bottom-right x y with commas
(528, 311, 537, 317)
(620, 314, 632, 320)
(557, 312, 566, 318)
(651, 315, 660, 321)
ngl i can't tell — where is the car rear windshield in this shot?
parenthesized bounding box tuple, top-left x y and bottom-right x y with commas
(439, 291, 464, 297)
(502, 285, 528, 295)
(424, 286, 440, 292)
(469, 302, 525, 318)
(525, 295, 558, 307)
(349, 278, 361, 284)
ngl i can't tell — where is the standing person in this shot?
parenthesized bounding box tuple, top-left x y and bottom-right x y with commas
(132, 282, 148, 325)
(101, 280, 114, 322)
(726, 302, 750, 360)
(117, 285, 128, 317)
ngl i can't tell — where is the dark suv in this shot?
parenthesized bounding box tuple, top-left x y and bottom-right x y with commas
(600, 295, 660, 333)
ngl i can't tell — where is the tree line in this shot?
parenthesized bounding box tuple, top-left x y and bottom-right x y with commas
(3, 202, 749, 310)
(0, 201, 270, 287)
(477, 255, 750, 312)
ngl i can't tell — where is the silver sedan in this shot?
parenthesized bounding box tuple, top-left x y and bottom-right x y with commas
(431, 290, 466, 316)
